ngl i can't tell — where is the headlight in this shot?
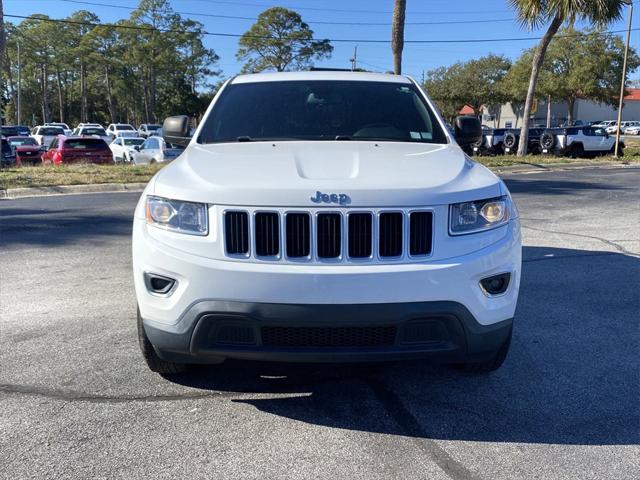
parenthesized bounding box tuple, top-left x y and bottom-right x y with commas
(145, 196, 208, 235)
(449, 196, 510, 235)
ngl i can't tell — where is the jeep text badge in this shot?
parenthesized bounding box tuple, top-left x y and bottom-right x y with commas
(310, 191, 350, 205)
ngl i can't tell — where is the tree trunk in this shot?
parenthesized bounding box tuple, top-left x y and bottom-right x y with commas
(391, 0, 406, 75)
(80, 61, 88, 123)
(5, 49, 17, 121)
(41, 60, 50, 124)
(105, 66, 116, 123)
(56, 65, 64, 122)
(517, 15, 563, 156)
(567, 97, 575, 125)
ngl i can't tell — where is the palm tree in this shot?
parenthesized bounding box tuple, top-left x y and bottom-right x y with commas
(510, 0, 626, 156)
(391, 0, 406, 74)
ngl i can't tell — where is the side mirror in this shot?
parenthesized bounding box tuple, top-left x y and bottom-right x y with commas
(134, 145, 141, 151)
(454, 116, 482, 147)
(163, 115, 192, 147)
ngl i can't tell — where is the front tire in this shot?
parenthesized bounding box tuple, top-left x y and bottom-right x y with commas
(137, 307, 187, 374)
(457, 329, 512, 373)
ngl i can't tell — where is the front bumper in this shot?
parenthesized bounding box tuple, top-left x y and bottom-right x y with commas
(142, 300, 513, 364)
(134, 212, 521, 363)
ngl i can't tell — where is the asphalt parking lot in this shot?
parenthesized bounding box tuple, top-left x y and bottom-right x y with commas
(1, 166, 638, 480)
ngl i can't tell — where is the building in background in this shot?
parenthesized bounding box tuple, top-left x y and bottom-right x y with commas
(476, 88, 640, 128)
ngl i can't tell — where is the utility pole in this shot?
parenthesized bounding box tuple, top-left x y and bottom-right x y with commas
(615, 0, 633, 159)
(546, 94, 551, 128)
(17, 42, 21, 126)
(350, 45, 358, 71)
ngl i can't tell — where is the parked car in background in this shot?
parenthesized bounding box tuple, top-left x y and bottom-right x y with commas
(501, 128, 545, 154)
(76, 122, 104, 130)
(7, 136, 42, 166)
(592, 120, 617, 129)
(45, 122, 73, 136)
(16, 125, 31, 136)
(106, 123, 138, 139)
(110, 136, 145, 163)
(73, 125, 112, 144)
(624, 124, 640, 135)
(473, 127, 507, 155)
(540, 126, 621, 157)
(1, 138, 16, 166)
(31, 125, 65, 147)
(606, 121, 637, 134)
(138, 124, 162, 138)
(41, 136, 113, 165)
(2, 125, 21, 137)
(131, 136, 184, 164)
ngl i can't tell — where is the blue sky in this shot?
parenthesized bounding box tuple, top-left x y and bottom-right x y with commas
(6, 0, 639, 82)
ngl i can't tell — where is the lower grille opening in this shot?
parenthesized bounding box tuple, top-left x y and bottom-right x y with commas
(261, 326, 397, 347)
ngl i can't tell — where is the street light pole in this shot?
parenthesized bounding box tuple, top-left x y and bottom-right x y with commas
(17, 42, 21, 126)
(614, 1, 633, 159)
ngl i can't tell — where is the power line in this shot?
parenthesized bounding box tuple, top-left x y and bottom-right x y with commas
(6, 13, 638, 44)
(175, 0, 509, 16)
(57, 0, 517, 26)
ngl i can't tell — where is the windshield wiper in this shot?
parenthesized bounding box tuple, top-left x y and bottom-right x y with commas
(237, 136, 252, 142)
(334, 135, 352, 140)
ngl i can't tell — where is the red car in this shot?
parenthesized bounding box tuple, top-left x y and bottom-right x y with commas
(41, 136, 113, 165)
(7, 136, 42, 166)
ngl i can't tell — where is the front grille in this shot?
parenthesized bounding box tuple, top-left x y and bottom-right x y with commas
(223, 208, 433, 262)
(261, 326, 397, 347)
(317, 213, 341, 258)
(225, 211, 249, 255)
(348, 213, 372, 258)
(255, 212, 279, 256)
(409, 212, 433, 256)
(379, 212, 403, 257)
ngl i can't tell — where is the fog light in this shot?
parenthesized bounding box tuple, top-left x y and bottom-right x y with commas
(143, 272, 177, 295)
(480, 273, 511, 296)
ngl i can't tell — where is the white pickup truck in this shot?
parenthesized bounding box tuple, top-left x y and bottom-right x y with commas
(132, 71, 521, 375)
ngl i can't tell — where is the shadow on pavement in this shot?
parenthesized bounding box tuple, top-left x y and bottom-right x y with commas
(167, 246, 639, 446)
(503, 177, 629, 195)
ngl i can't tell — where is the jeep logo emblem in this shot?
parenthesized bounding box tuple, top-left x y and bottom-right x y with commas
(310, 191, 350, 205)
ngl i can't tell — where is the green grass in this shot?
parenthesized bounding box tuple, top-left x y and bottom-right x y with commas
(0, 163, 165, 190)
(475, 146, 640, 168)
(0, 147, 638, 190)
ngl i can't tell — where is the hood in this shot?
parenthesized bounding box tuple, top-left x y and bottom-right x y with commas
(153, 141, 502, 207)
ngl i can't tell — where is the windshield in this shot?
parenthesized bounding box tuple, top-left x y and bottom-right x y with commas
(116, 125, 135, 131)
(147, 125, 161, 130)
(124, 138, 145, 146)
(9, 137, 38, 146)
(82, 128, 107, 136)
(39, 127, 64, 135)
(199, 80, 447, 144)
(64, 138, 108, 149)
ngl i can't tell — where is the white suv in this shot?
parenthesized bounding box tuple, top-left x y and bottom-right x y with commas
(106, 123, 138, 139)
(133, 71, 521, 374)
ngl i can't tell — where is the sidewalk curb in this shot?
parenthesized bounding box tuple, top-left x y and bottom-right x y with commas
(0, 162, 637, 200)
(0, 182, 148, 200)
